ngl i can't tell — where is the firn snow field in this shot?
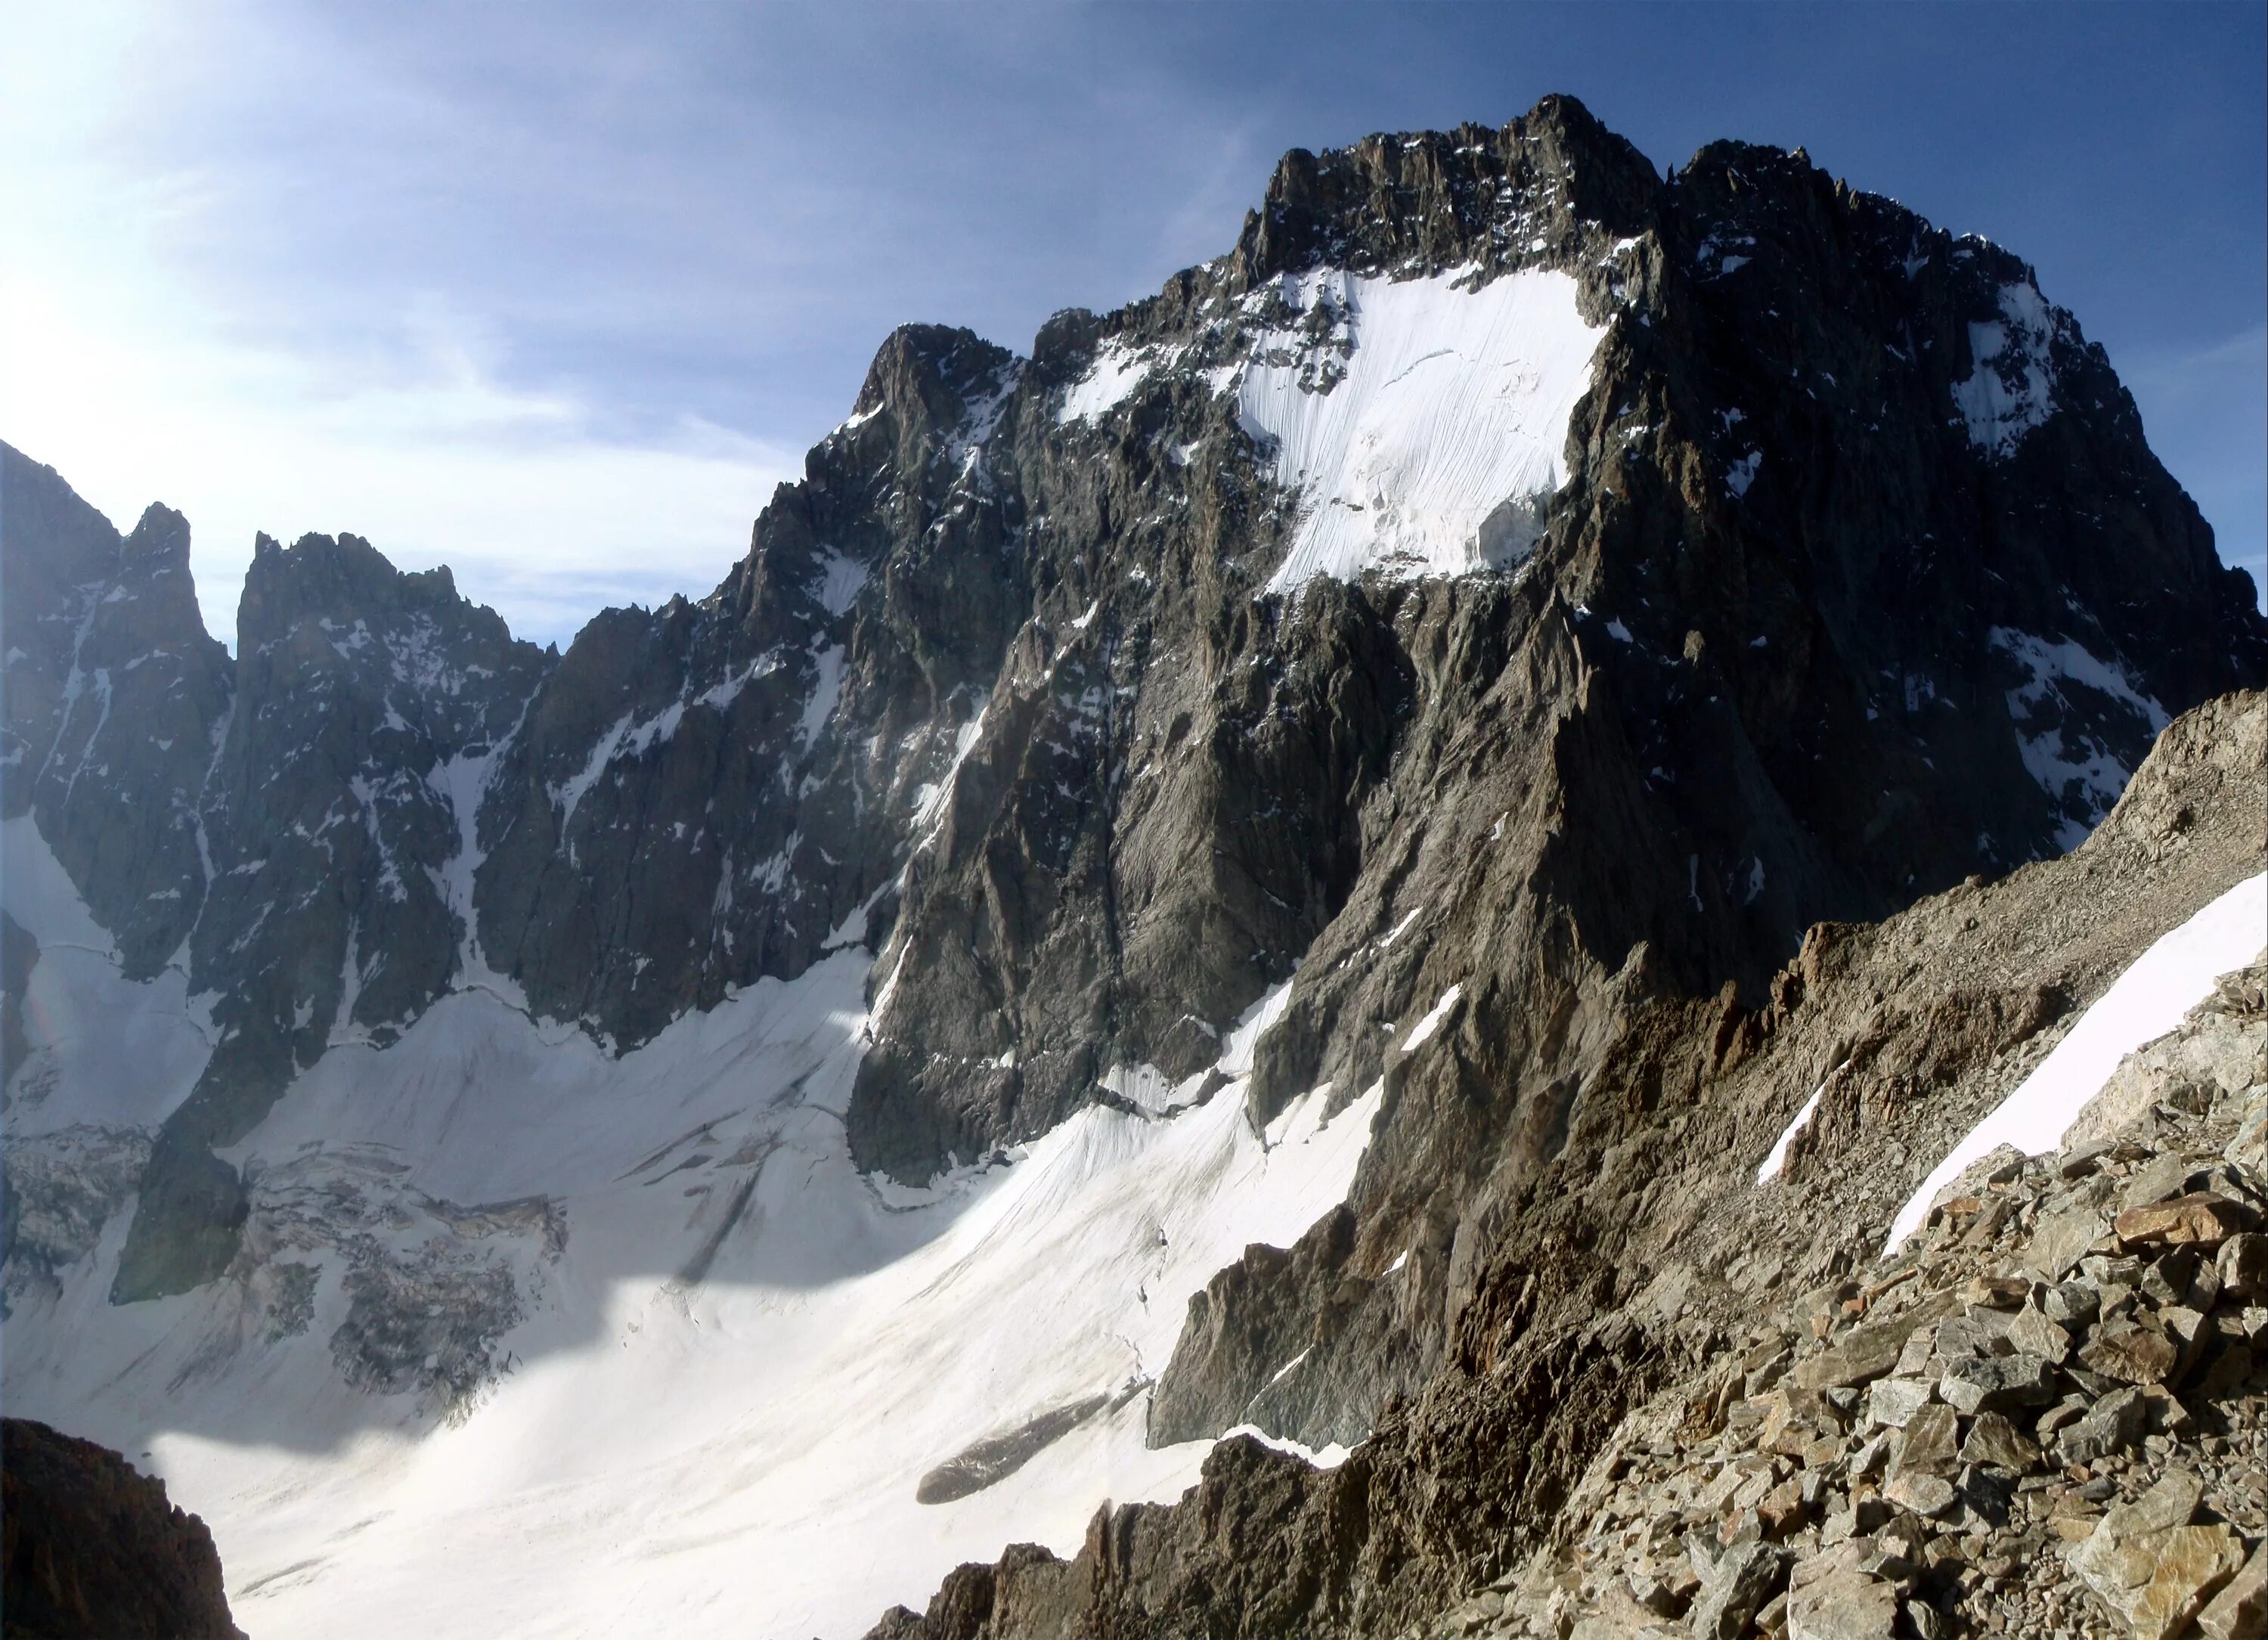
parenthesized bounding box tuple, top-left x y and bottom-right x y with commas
(3, 816, 1377, 1638)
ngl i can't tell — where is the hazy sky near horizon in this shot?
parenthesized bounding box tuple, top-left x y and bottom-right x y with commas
(5, 2, 2262, 647)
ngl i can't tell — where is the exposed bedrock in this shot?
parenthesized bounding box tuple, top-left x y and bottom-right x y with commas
(1, 1415, 246, 1640)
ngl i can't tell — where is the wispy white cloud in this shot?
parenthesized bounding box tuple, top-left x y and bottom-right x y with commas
(0, 2, 792, 649)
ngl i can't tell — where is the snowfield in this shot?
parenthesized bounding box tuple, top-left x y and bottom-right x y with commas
(3, 817, 1381, 1639)
(1238, 266, 1607, 595)
(1886, 870, 2267, 1251)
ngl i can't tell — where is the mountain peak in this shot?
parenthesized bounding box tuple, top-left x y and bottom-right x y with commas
(1232, 94, 1659, 286)
(5, 98, 2265, 1640)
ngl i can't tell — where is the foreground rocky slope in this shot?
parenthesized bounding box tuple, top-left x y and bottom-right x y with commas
(1, 1417, 245, 1640)
(1476, 964, 2267, 1640)
(866, 691, 2265, 1638)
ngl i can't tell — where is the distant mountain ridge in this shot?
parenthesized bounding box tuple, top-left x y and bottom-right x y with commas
(2, 93, 2263, 1639)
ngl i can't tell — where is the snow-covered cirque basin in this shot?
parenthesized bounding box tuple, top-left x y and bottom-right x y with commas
(4, 818, 1380, 1638)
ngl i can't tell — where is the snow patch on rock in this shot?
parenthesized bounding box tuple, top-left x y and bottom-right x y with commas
(1057, 340, 1161, 426)
(1991, 626, 2168, 850)
(1235, 267, 1606, 594)
(1402, 983, 1463, 1052)
(1954, 279, 2066, 458)
(1755, 1080, 1825, 1185)
(1885, 871, 2266, 1251)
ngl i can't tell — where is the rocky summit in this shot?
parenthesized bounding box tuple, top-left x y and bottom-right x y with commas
(2, 95, 2263, 1640)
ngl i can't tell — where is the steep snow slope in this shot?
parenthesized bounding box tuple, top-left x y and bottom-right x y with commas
(1236, 268, 1606, 594)
(1886, 868, 2266, 1248)
(5, 835, 1378, 1638)
(2, 817, 214, 1134)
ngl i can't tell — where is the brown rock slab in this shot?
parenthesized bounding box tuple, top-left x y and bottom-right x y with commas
(1883, 1471, 1958, 1518)
(2116, 1192, 2257, 1249)
(1792, 1291, 1962, 1392)
(2121, 1152, 2193, 1211)
(2028, 1208, 2111, 1279)
(1864, 1377, 1934, 1429)
(2218, 1232, 2268, 1302)
(2071, 1470, 2215, 1634)
(1956, 1411, 2040, 1474)
(1892, 1402, 1960, 1478)
(2126, 1526, 2246, 1640)
(1785, 1560, 1899, 1640)
(2197, 1536, 2267, 1640)
(1687, 1541, 1787, 1640)
(1939, 1350, 2059, 1413)
(2082, 1322, 2182, 1385)
(2054, 1386, 2147, 1465)
(1758, 1476, 1808, 1539)
(2005, 1304, 2073, 1363)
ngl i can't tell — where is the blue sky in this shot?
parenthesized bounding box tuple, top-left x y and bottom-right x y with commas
(5, 2, 2261, 646)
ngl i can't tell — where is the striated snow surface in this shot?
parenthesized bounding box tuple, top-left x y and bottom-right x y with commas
(1885, 871, 2266, 1251)
(4, 828, 1379, 1638)
(1238, 267, 1607, 594)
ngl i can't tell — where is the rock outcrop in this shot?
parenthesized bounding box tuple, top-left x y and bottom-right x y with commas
(1, 1416, 246, 1640)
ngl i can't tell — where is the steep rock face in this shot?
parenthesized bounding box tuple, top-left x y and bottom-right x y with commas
(838, 98, 2261, 1210)
(109, 532, 553, 1300)
(472, 327, 1024, 1046)
(1, 1416, 246, 1640)
(816, 97, 2266, 1458)
(1, 444, 233, 977)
